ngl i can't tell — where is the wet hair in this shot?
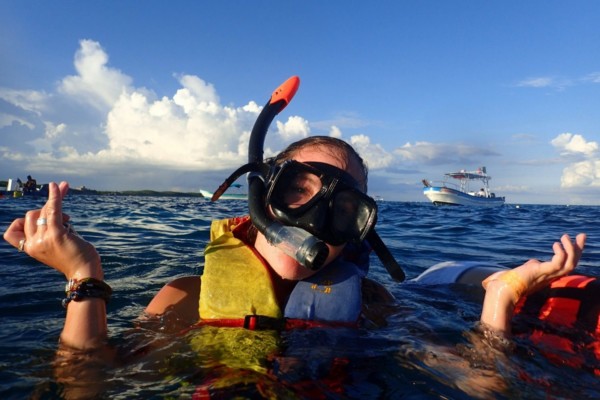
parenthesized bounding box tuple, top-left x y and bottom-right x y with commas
(272, 136, 369, 192)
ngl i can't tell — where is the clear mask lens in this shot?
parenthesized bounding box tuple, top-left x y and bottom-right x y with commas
(267, 160, 377, 244)
(273, 168, 323, 209)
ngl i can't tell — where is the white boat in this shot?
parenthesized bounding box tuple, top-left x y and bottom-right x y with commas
(422, 167, 505, 207)
(200, 183, 247, 200)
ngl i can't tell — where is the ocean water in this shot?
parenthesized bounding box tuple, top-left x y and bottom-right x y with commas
(1, 195, 600, 399)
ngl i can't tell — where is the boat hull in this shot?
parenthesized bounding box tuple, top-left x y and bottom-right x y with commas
(423, 186, 505, 207)
(199, 189, 247, 200)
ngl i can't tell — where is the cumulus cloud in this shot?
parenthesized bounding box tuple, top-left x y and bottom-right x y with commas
(59, 40, 132, 112)
(560, 160, 600, 188)
(1, 39, 403, 191)
(0, 40, 272, 188)
(329, 125, 342, 138)
(349, 134, 394, 169)
(551, 133, 598, 157)
(550, 133, 600, 188)
(275, 115, 310, 142)
(0, 88, 51, 115)
(104, 79, 271, 169)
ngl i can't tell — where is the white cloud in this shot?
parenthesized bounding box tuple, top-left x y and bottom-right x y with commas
(0, 39, 270, 184)
(275, 115, 310, 141)
(0, 113, 35, 130)
(0, 39, 397, 192)
(515, 76, 574, 91)
(105, 80, 261, 169)
(0, 88, 50, 115)
(393, 141, 497, 164)
(329, 125, 342, 138)
(349, 134, 393, 169)
(583, 72, 600, 83)
(551, 133, 598, 157)
(560, 160, 600, 188)
(59, 39, 132, 112)
(516, 77, 554, 88)
(550, 133, 600, 189)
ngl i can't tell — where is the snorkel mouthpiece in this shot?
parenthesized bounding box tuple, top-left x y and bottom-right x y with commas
(247, 76, 330, 271)
(264, 224, 329, 270)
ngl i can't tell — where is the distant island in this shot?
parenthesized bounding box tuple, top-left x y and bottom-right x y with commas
(69, 187, 205, 197)
(0, 181, 205, 198)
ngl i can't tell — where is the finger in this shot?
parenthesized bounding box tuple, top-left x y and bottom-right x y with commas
(566, 233, 586, 270)
(24, 209, 41, 238)
(549, 239, 567, 270)
(575, 233, 587, 254)
(561, 233, 581, 271)
(3, 218, 25, 248)
(58, 181, 69, 199)
(45, 182, 64, 229)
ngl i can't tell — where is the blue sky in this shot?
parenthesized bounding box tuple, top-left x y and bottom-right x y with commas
(1, 1, 599, 204)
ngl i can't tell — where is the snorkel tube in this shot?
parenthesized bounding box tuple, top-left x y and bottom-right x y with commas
(247, 76, 330, 270)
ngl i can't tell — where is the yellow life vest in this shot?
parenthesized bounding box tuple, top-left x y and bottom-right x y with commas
(199, 218, 282, 320)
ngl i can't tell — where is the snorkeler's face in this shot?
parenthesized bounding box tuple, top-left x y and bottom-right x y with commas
(255, 146, 365, 280)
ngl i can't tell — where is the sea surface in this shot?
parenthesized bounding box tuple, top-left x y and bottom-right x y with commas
(1, 195, 599, 399)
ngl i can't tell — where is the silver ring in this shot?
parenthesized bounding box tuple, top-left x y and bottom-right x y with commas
(36, 218, 47, 226)
(18, 239, 26, 252)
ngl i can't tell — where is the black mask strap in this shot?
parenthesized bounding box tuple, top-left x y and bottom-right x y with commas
(210, 162, 266, 201)
(366, 230, 406, 282)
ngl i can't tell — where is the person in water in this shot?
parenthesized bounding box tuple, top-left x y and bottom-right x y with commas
(23, 175, 37, 194)
(416, 254, 598, 374)
(3, 136, 586, 347)
(3, 137, 390, 349)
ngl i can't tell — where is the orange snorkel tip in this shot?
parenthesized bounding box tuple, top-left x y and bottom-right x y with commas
(269, 76, 300, 111)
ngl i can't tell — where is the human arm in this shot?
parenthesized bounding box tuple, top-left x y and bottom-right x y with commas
(3, 181, 108, 350)
(144, 276, 201, 331)
(480, 233, 586, 336)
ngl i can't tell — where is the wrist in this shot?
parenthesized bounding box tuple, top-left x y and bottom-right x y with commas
(483, 270, 527, 306)
(63, 277, 112, 308)
(67, 257, 103, 281)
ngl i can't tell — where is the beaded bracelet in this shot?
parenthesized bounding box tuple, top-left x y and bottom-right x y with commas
(62, 278, 112, 308)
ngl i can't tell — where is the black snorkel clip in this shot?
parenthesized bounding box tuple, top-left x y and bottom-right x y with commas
(212, 76, 405, 281)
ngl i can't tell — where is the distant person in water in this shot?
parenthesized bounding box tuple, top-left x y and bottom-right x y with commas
(23, 175, 37, 195)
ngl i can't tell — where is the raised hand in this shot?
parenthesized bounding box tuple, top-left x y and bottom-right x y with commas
(481, 233, 587, 335)
(3, 181, 102, 280)
(483, 233, 586, 303)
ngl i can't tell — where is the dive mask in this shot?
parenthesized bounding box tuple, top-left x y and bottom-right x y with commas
(265, 160, 378, 246)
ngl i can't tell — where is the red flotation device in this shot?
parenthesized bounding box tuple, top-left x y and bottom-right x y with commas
(514, 275, 600, 374)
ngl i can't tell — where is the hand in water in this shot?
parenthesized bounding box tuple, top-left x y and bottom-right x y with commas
(483, 233, 586, 303)
(3, 181, 102, 280)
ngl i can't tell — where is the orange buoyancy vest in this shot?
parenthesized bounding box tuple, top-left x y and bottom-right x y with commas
(514, 275, 600, 374)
